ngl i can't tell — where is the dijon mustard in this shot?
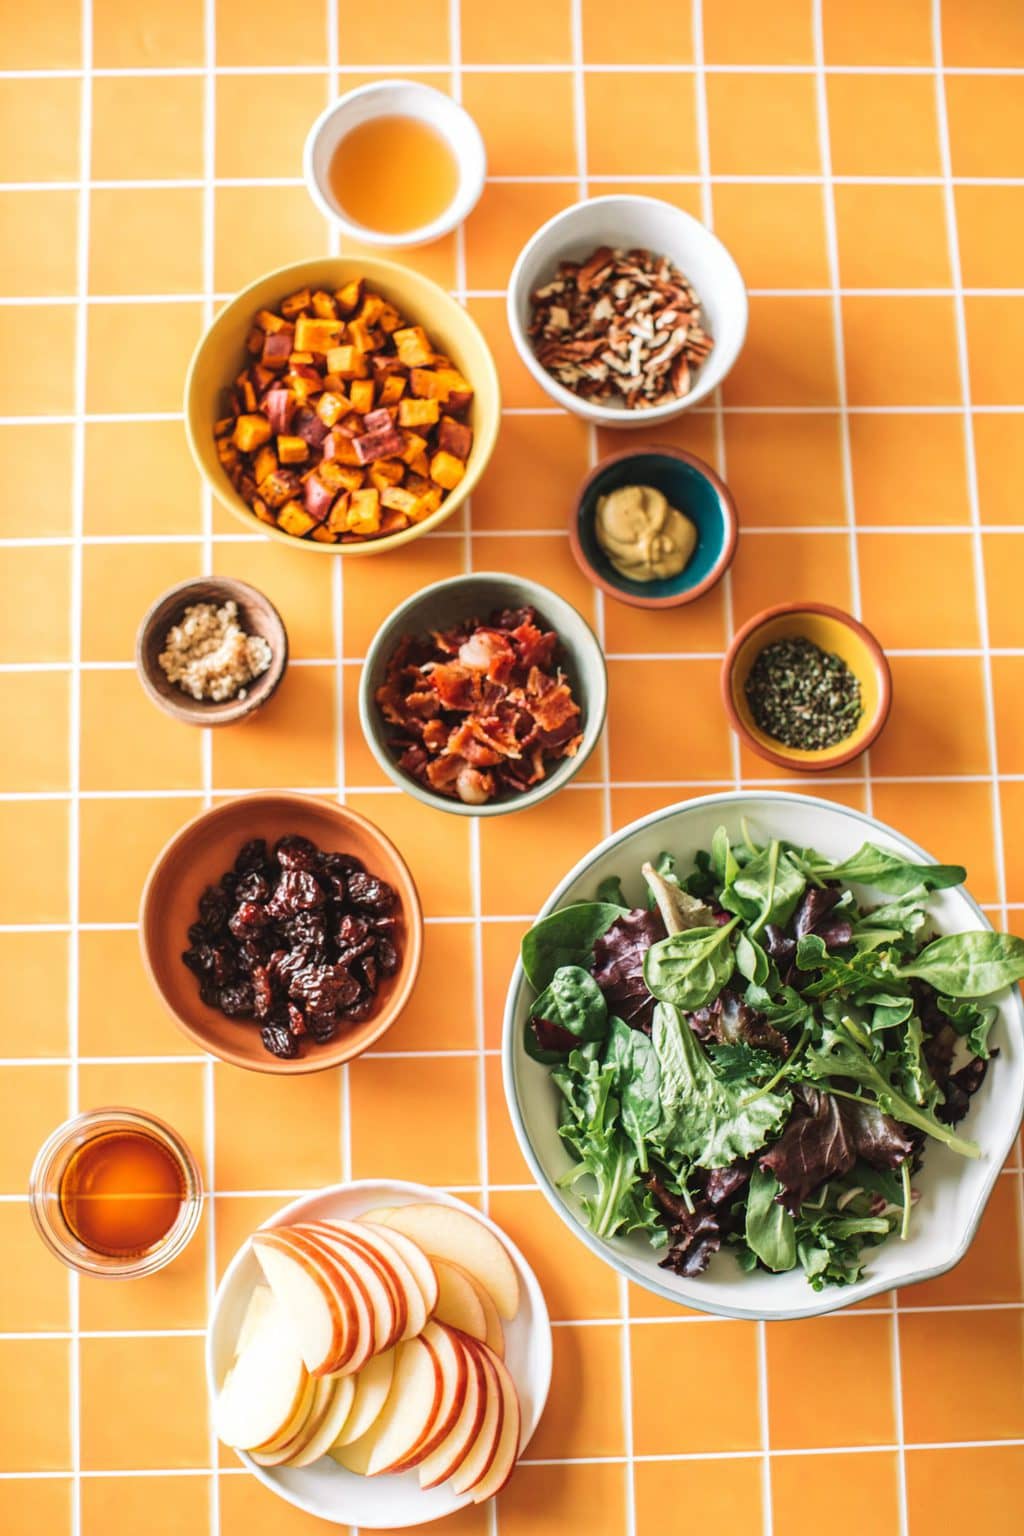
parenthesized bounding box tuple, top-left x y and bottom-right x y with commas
(594, 483, 697, 583)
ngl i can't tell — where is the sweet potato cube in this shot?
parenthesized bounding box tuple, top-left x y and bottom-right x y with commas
(259, 469, 300, 509)
(214, 416, 234, 439)
(394, 326, 434, 368)
(438, 415, 473, 460)
(354, 423, 405, 464)
(236, 374, 258, 412)
(429, 450, 466, 491)
(398, 396, 439, 429)
(311, 524, 338, 543)
(316, 391, 351, 427)
(369, 459, 405, 492)
(326, 345, 368, 380)
(357, 293, 384, 327)
(253, 445, 278, 484)
(324, 431, 362, 467)
(277, 435, 309, 465)
(347, 487, 381, 535)
(280, 288, 312, 319)
(257, 309, 290, 333)
(380, 508, 411, 534)
(334, 279, 363, 314)
(246, 325, 264, 356)
(288, 351, 314, 367)
(380, 486, 420, 517)
(377, 303, 402, 334)
(408, 452, 430, 478)
(261, 329, 293, 371)
(326, 492, 352, 533)
(348, 318, 379, 354)
(377, 374, 407, 407)
(251, 497, 276, 527)
(294, 316, 344, 354)
(233, 413, 272, 453)
(400, 431, 428, 465)
(349, 379, 376, 415)
(216, 438, 240, 471)
(320, 462, 364, 492)
(311, 290, 339, 320)
(413, 485, 444, 519)
(278, 500, 316, 537)
(435, 368, 473, 401)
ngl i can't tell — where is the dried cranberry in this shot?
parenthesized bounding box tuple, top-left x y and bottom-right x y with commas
(234, 870, 270, 903)
(376, 936, 399, 975)
(274, 834, 320, 872)
(336, 913, 370, 947)
(282, 910, 328, 952)
(340, 995, 375, 1022)
(252, 965, 274, 1019)
(321, 852, 365, 878)
(228, 901, 269, 939)
(346, 872, 396, 913)
(289, 962, 361, 1015)
(287, 1002, 307, 1037)
(239, 936, 272, 968)
(210, 946, 237, 986)
(218, 982, 255, 1017)
(234, 839, 268, 874)
(261, 1023, 299, 1058)
(198, 886, 230, 931)
(306, 1014, 338, 1043)
(267, 870, 325, 919)
(358, 954, 378, 992)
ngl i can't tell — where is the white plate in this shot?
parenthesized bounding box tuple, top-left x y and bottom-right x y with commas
(207, 1180, 552, 1527)
(502, 791, 1024, 1321)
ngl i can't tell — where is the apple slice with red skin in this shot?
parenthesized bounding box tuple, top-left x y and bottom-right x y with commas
(257, 1227, 379, 1376)
(250, 1375, 337, 1467)
(417, 1326, 487, 1489)
(373, 1203, 520, 1320)
(293, 1225, 400, 1359)
(385, 1320, 468, 1472)
(448, 1335, 504, 1497)
(329, 1346, 395, 1453)
(431, 1259, 487, 1343)
(315, 1218, 429, 1339)
(286, 1372, 356, 1468)
(460, 1266, 505, 1359)
(331, 1335, 443, 1477)
(250, 1233, 353, 1377)
(468, 1342, 521, 1503)
(359, 1220, 439, 1316)
(213, 1293, 310, 1451)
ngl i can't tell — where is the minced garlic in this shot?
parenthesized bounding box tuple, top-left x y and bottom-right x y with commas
(158, 600, 272, 703)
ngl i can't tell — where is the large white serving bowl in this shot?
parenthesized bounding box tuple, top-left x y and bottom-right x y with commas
(502, 791, 1024, 1322)
(506, 194, 747, 426)
(208, 1179, 552, 1528)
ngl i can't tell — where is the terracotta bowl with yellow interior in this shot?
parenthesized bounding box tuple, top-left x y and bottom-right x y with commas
(723, 602, 892, 772)
(184, 256, 500, 555)
(139, 793, 422, 1073)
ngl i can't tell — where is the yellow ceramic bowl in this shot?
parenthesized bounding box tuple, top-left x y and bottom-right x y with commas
(723, 602, 892, 771)
(184, 256, 500, 555)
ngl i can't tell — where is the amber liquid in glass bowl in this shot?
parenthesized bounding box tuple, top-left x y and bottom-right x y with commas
(328, 114, 459, 236)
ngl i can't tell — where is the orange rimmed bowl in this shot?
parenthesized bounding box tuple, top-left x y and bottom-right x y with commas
(185, 256, 500, 555)
(140, 793, 423, 1073)
(722, 602, 892, 772)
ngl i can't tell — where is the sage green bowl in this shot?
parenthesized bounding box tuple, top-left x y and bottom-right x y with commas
(358, 572, 608, 817)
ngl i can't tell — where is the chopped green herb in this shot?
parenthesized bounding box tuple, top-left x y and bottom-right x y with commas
(744, 636, 863, 751)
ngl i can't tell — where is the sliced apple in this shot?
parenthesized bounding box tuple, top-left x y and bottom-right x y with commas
(250, 1375, 336, 1467)
(378, 1204, 520, 1320)
(359, 1220, 439, 1316)
(213, 1294, 309, 1451)
(329, 1346, 395, 1451)
(286, 1372, 356, 1468)
(234, 1284, 273, 1358)
(250, 1372, 317, 1457)
(431, 1259, 487, 1342)
(468, 1344, 521, 1503)
(385, 1320, 467, 1472)
(448, 1335, 504, 1497)
(460, 1266, 505, 1359)
(332, 1335, 442, 1477)
(358, 1204, 398, 1225)
(295, 1225, 400, 1361)
(418, 1327, 487, 1489)
(253, 1230, 358, 1376)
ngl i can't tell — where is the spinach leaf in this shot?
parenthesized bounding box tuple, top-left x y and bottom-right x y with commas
(895, 931, 1024, 998)
(854, 884, 931, 939)
(868, 993, 915, 1032)
(595, 873, 627, 907)
(721, 840, 806, 937)
(710, 825, 739, 887)
(651, 1002, 791, 1169)
(683, 848, 718, 900)
(936, 995, 997, 1059)
(530, 965, 608, 1043)
(603, 1015, 661, 1169)
(521, 901, 627, 991)
(735, 928, 770, 986)
(744, 1167, 797, 1272)
(644, 917, 740, 1011)
(794, 841, 965, 895)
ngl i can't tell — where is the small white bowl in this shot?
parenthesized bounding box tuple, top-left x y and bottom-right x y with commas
(207, 1178, 552, 1528)
(304, 81, 486, 248)
(507, 194, 748, 427)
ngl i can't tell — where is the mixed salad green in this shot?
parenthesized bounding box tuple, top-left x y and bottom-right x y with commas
(520, 824, 1024, 1290)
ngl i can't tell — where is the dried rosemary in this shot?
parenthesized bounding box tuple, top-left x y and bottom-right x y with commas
(744, 636, 863, 750)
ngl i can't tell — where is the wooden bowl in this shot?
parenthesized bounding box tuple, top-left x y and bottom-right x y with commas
(139, 793, 423, 1073)
(136, 577, 288, 726)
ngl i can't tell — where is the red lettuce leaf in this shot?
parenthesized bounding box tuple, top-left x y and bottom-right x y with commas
(591, 907, 665, 1030)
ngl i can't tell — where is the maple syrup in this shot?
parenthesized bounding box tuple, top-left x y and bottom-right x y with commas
(328, 114, 460, 235)
(59, 1127, 187, 1257)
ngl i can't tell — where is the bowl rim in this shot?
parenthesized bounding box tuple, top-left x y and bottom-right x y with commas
(506, 193, 749, 425)
(135, 576, 289, 727)
(138, 791, 423, 1073)
(721, 601, 893, 771)
(501, 788, 1024, 1321)
(302, 80, 487, 248)
(357, 570, 609, 817)
(569, 445, 739, 610)
(206, 1177, 553, 1528)
(183, 255, 500, 556)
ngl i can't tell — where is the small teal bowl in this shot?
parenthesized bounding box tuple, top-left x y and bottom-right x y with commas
(570, 446, 738, 609)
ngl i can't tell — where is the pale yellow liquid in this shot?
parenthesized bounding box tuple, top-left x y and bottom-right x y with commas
(329, 115, 460, 235)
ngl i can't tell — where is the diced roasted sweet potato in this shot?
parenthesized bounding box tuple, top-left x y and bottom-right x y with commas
(251, 364, 277, 394)
(437, 415, 473, 460)
(354, 424, 406, 465)
(280, 288, 312, 319)
(258, 469, 301, 509)
(413, 485, 444, 519)
(407, 450, 430, 478)
(326, 492, 352, 533)
(316, 391, 350, 427)
(261, 329, 293, 374)
(334, 279, 363, 314)
(380, 486, 420, 517)
(394, 325, 434, 368)
(216, 439, 240, 472)
(289, 350, 314, 366)
(349, 378, 376, 415)
(304, 474, 336, 523)
(311, 290, 339, 320)
(326, 345, 369, 380)
(369, 459, 405, 492)
(251, 497, 276, 527)
(236, 373, 258, 412)
(278, 500, 317, 537)
(347, 487, 381, 535)
(311, 524, 337, 542)
(277, 435, 309, 465)
(380, 508, 411, 534)
(400, 431, 428, 466)
(233, 413, 272, 453)
(320, 462, 364, 492)
(323, 430, 362, 467)
(253, 445, 278, 484)
(214, 416, 234, 439)
(357, 293, 384, 327)
(294, 316, 345, 353)
(377, 374, 407, 407)
(429, 449, 466, 490)
(263, 387, 296, 435)
(348, 318, 379, 354)
(246, 325, 264, 356)
(257, 309, 290, 333)
(398, 396, 440, 428)
(446, 388, 474, 415)
(363, 406, 395, 431)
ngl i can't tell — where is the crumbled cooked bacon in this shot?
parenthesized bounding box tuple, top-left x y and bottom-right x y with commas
(376, 606, 584, 805)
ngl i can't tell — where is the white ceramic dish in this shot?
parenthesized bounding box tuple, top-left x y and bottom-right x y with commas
(207, 1179, 552, 1528)
(507, 194, 748, 427)
(304, 81, 486, 247)
(502, 791, 1024, 1321)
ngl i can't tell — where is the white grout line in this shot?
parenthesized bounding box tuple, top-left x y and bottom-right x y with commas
(6, 61, 1024, 77)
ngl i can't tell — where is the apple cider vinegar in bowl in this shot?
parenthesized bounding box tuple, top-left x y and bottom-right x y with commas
(30, 1107, 202, 1276)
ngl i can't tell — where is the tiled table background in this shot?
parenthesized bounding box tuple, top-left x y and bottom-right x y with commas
(2, 0, 1024, 1532)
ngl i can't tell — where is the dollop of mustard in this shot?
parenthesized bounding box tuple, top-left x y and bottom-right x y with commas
(594, 484, 697, 583)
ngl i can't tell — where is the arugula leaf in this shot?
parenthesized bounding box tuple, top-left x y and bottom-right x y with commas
(721, 840, 807, 936)
(895, 931, 1024, 998)
(795, 1207, 893, 1289)
(707, 1041, 782, 1088)
(595, 873, 627, 907)
(793, 841, 965, 895)
(854, 884, 930, 940)
(650, 1002, 791, 1169)
(936, 995, 997, 1059)
(794, 933, 901, 1001)
(530, 965, 608, 1043)
(551, 1049, 642, 1239)
(644, 917, 740, 1011)
(893, 1013, 941, 1111)
(603, 1015, 661, 1170)
(744, 1167, 797, 1272)
(521, 901, 627, 991)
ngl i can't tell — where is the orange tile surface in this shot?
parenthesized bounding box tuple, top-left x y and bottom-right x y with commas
(5, 3, 1024, 1529)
